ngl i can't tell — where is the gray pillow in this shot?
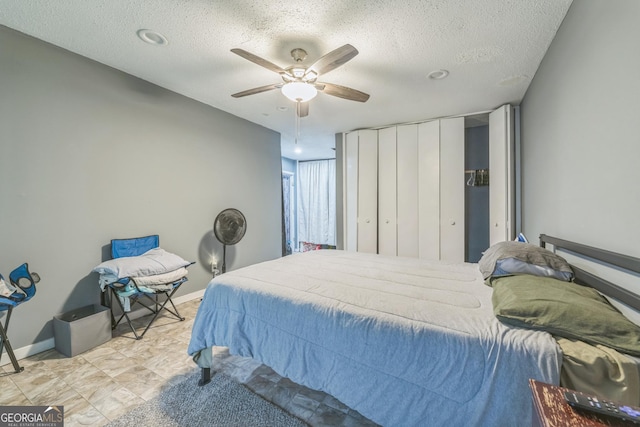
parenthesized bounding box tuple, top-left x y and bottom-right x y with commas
(492, 275, 640, 357)
(479, 241, 573, 282)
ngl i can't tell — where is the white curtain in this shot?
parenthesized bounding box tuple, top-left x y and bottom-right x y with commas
(297, 159, 336, 246)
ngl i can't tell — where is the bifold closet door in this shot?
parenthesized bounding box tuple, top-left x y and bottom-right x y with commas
(439, 117, 465, 262)
(418, 121, 440, 260)
(396, 124, 419, 258)
(489, 105, 515, 245)
(378, 127, 397, 256)
(356, 130, 378, 254)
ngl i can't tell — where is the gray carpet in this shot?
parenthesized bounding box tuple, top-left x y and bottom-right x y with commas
(106, 371, 309, 427)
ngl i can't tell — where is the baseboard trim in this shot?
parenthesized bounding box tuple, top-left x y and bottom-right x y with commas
(0, 337, 55, 367)
(174, 288, 206, 306)
(0, 289, 205, 366)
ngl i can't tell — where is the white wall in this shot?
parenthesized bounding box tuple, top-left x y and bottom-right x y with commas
(520, 1, 640, 257)
(0, 26, 282, 350)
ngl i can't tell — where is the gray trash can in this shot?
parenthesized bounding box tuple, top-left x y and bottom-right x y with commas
(53, 304, 111, 357)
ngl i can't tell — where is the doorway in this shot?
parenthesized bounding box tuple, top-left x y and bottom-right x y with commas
(296, 159, 337, 248)
(282, 171, 294, 255)
(464, 115, 490, 262)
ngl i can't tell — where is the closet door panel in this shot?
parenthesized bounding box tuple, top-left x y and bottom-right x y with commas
(418, 121, 440, 260)
(440, 117, 465, 262)
(344, 132, 359, 251)
(489, 105, 515, 245)
(378, 127, 397, 256)
(396, 124, 419, 258)
(357, 130, 378, 253)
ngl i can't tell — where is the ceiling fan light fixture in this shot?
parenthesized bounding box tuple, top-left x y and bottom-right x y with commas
(304, 70, 318, 81)
(291, 67, 306, 78)
(281, 82, 318, 102)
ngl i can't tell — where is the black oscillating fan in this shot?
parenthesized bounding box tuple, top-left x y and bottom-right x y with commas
(213, 208, 247, 273)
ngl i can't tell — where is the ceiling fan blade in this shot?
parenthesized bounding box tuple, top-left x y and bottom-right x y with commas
(318, 82, 370, 102)
(296, 101, 309, 117)
(231, 48, 286, 75)
(306, 44, 359, 77)
(231, 83, 281, 98)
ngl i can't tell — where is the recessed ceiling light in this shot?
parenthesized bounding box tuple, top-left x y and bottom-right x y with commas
(498, 75, 529, 87)
(277, 106, 288, 112)
(427, 69, 449, 80)
(137, 29, 168, 46)
(294, 147, 302, 154)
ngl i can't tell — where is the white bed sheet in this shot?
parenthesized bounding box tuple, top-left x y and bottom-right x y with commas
(188, 250, 561, 426)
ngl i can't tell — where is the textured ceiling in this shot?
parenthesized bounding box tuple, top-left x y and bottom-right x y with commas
(0, 0, 573, 160)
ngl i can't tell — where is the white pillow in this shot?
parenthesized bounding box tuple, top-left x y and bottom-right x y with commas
(495, 258, 574, 282)
(93, 248, 192, 279)
(478, 241, 574, 282)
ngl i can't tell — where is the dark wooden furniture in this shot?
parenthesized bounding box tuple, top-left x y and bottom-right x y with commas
(530, 379, 632, 427)
(530, 237, 640, 426)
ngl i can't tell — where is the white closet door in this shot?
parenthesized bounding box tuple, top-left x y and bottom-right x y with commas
(489, 105, 515, 245)
(357, 130, 378, 253)
(439, 117, 465, 262)
(396, 124, 419, 258)
(418, 121, 440, 260)
(344, 132, 359, 252)
(378, 127, 397, 256)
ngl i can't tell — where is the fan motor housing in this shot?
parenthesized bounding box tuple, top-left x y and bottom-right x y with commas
(290, 48, 307, 62)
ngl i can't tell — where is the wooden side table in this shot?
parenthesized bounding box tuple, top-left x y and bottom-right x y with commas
(529, 379, 632, 427)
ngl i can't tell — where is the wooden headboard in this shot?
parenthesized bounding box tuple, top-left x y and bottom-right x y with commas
(539, 234, 640, 311)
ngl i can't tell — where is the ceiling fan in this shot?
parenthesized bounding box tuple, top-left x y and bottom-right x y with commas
(230, 44, 370, 117)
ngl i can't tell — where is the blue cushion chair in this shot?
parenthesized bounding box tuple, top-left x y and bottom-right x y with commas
(0, 263, 40, 373)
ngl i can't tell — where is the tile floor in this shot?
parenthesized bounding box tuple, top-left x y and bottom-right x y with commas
(0, 298, 378, 426)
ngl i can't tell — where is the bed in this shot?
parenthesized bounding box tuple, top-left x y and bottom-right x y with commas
(187, 235, 640, 426)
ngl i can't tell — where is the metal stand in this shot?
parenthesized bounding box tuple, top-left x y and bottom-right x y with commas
(109, 285, 185, 340)
(199, 367, 211, 386)
(0, 308, 24, 374)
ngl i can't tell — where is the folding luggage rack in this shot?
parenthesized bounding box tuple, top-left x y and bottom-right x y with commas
(102, 235, 191, 340)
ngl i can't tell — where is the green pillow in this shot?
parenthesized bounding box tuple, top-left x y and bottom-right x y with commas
(492, 275, 640, 357)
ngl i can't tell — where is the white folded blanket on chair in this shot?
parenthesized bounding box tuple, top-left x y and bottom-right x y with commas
(98, 267, 189, 291)
(93, 248, 192, 279)
(132, 268, 189, 286)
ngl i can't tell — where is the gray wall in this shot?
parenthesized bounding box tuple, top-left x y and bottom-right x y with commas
(0, 26, 282, 350)
(281, 157, 296, 174)
(521, 0, 640, 257)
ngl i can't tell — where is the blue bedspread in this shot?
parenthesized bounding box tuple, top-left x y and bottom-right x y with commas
(188, 250, 561, 426)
